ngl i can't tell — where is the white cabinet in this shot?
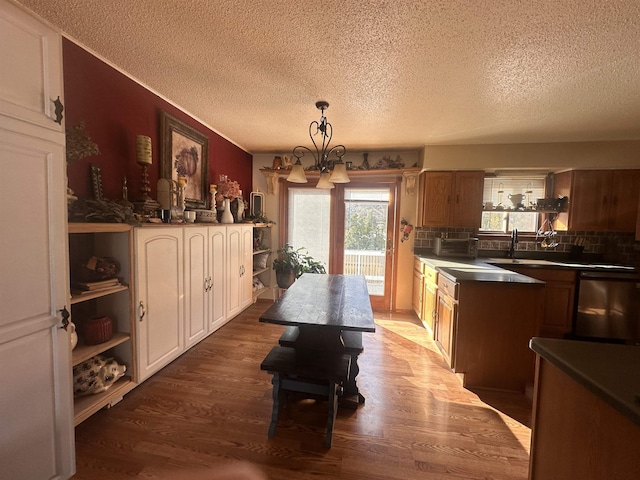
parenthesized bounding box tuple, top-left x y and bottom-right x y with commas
(0, 1, 73, 477)
(226, 224, 253, 318)
(135, 224, 251, 381)
(184, 227, 209, 348)
(208, 226, 227, 331)
(0, 0, 65, 134)
(135, 227, 184, 382)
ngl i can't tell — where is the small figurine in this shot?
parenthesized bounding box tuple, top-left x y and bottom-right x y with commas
(73, 355, 126, 396)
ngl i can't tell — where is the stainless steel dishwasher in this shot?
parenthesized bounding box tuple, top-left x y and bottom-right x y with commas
(573, 270, 640, 344)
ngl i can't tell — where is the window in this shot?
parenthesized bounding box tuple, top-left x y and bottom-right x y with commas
(480, 176, 546, 233)
(287, 187, 331, 267)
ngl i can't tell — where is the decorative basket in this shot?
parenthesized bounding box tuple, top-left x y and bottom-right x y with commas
(82, 315, 114, 345)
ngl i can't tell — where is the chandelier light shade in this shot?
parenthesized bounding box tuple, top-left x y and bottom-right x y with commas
(286, 101, 349, 188)
(316, 172, 335, 189)
(286, 161, 308, 183)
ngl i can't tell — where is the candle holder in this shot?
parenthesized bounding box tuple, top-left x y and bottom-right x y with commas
(133, 135, 160, 217)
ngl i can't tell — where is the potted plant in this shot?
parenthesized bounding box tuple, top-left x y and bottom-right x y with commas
(272, 243, 326, 288)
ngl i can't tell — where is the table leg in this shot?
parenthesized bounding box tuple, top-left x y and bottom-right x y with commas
(341, 353, 365, 408)
(268, 373, 283, 438)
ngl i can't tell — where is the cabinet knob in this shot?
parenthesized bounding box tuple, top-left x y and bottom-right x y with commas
(59, 306, 70, 331)
(138, 301, 146, 322)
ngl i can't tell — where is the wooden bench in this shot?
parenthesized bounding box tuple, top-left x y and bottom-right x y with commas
(260, 346, 351, 448)
(279, 326, 365, 407)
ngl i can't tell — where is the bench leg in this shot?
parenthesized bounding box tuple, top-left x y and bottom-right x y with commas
(342, 353, 365, 408)
(268, 373, 283, 438)
(324, 381, 339, 448)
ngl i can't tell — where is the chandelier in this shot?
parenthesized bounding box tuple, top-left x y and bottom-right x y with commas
(286, 101, 350, 188)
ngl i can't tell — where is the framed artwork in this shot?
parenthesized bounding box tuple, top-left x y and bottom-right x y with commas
(161, 111, 209, 209)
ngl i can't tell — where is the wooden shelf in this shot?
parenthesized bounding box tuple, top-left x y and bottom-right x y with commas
(68, 222, 132, 234)
(73, 376, 136, 426)
(253, 286, 270, 300)
(72, 332, 131, 366)
(252, 248, 270, 256)
(253, 267, 270, 276)
(70, 285, 129, 304)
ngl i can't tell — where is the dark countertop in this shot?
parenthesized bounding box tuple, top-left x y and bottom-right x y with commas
(415, 255, 637, 284)
(530, 337, 640, 427)
(417, 256, 544, 285)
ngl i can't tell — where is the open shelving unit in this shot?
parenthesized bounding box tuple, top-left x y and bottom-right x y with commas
(252, 224, 273, 300)
(68, 223, 137, 426)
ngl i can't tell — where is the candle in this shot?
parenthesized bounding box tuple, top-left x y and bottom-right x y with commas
(136, 135, 152, 165)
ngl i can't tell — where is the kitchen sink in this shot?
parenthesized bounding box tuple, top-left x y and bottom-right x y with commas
(486, 258, 555, 266)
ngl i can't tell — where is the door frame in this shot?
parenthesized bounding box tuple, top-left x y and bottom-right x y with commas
(279, 177, 401, 311)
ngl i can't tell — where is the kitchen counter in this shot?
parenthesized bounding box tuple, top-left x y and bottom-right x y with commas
(417, 256, 544, 285)
(528, 337, 640, 479)
(415, 254, 637, 285)
(530, 337, 640, 426)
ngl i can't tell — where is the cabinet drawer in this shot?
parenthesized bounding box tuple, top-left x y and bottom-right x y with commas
(423, 266, 438, 285)
(438, 275, 458, 299)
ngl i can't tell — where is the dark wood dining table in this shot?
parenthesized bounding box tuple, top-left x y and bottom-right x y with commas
(259, 273, 375, 404)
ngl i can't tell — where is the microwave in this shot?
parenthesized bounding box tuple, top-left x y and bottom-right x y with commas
(434, 237, 479, 258)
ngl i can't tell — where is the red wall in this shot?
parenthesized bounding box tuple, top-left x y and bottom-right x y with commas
(62, 39, 253, 204)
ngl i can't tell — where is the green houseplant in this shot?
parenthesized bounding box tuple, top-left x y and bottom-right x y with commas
(272, 243, 326, 288)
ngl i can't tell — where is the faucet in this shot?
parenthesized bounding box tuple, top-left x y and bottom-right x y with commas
(508, 228, 518, 258)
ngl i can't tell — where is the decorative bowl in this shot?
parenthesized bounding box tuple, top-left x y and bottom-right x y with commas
(194, 209, 217, 223)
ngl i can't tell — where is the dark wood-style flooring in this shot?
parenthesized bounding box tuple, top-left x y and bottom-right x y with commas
(72, 301, 532, 479)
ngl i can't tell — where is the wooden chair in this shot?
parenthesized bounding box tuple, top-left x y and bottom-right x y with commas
(260, 346, 351, 448)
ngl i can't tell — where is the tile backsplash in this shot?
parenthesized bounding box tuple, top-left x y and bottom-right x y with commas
(414, 226, 640, 267)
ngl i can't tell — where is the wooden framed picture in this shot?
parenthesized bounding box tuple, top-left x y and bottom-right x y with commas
(160, 111, 209, 209)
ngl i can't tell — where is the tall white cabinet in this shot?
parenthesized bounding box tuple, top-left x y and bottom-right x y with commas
(226, 225, 254, 318)
(0, 0, 74, 478)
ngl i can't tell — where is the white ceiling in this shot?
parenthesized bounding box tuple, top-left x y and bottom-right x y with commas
(15, 0, 640, 154)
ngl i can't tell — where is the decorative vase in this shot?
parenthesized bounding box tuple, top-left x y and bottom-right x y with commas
(236, 196, 245, 222)
(220, 198, 234, 224)
(230, 198, 239, 222)
(70, 322, 78, 350)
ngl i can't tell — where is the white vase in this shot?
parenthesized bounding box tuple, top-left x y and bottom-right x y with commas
(220, 198, 234, 224)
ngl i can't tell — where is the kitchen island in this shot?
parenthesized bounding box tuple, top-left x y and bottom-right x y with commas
(528, 338, 640, 480)
(417, 256, 545, 392)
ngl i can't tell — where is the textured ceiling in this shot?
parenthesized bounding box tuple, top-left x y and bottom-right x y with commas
(15, 0, 640, 154)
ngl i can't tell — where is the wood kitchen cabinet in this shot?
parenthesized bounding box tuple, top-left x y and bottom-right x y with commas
(554, 169, 640, 232)
(422, 264, 438, 336)
(505, 266, 577, 339)
(434, 275, 543, 391)
(418, 171, 484, 227)
(435, 275, 457, 367)
(412, 259, 424, 318)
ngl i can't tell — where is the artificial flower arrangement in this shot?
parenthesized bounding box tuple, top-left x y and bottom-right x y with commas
(215, 175, 241, 203)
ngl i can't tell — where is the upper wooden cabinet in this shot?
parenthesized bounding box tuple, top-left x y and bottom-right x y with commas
(418, 171, 484, 227)
(554, 170, 640, 232)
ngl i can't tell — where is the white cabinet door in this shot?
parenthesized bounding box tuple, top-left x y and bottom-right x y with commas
(226, 225, 243, 318)
(0, 129, 73, 477)
(208, 226, 227, 332)
(135, 228, 184, 382)
(240, 225, 254, 309)
(184, 227, 208, 348)
(0, 0, 64, 133)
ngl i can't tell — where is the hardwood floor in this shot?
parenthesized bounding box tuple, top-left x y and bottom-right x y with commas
(72, 301, 532, 480)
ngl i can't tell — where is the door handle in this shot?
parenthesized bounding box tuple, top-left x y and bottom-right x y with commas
(52, 96, 64, 124)
(138, 301, 146, 322)
(59, 306, 70, 330)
